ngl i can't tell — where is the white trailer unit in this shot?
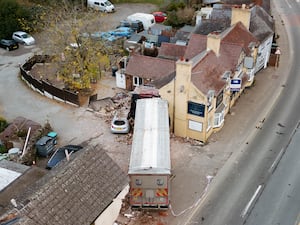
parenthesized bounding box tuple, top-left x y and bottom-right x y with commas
(128, 98, 171, 209)
(127, 13, 156, 30)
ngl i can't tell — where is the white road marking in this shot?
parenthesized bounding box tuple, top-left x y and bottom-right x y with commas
(241, 185, 263, 218)
(269, 147, 285, 173)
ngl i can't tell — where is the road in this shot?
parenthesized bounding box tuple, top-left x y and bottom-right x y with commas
(245, 123, 300, 225)
(186, 1, 300, 225)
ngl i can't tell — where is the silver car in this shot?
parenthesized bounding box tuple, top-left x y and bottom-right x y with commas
(12, 31, 35, 45)
(111, 111, 130, 134)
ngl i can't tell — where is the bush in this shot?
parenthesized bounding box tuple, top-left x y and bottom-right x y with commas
(0, 116, 8, 133)
(0, 145, 7, 154)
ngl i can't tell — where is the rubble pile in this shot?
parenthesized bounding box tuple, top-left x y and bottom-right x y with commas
(0, 117, 54, 165)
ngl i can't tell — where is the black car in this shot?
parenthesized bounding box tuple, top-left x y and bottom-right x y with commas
(117, 20, 144, 33)
(46, 145, 83, 169)
(0, 39, 19, 51)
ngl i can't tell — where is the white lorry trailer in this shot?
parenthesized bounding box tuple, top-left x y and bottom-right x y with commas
(128, 98, 171, 209)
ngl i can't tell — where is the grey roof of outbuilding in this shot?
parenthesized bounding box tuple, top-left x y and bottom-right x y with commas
(249, 5, 274, 42)
(12, 145, 128, 225)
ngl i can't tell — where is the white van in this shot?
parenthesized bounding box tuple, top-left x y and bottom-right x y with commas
(127, 13, 156, 30)
(87, 0, 115, 13)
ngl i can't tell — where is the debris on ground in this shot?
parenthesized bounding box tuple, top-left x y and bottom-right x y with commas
(114, 194, 169, 225)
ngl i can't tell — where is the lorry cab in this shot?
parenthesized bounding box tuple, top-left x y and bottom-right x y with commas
(87, 0, 115, 13)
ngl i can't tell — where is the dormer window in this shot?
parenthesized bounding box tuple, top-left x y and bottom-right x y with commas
(222, 71, 231, 81)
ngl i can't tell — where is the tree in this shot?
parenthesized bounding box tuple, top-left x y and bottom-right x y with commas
(162, 1, 196, 28)
(0, 0, 29, 38)
(39, 1, 117, 92)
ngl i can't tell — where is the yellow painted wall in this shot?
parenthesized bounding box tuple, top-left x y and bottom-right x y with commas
(207, 33, 221, 56)
(160, 80, 175, 131)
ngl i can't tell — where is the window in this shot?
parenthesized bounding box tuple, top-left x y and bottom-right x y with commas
(157, 178, 164, 186)
(222, 71, 231, 81)
(216, 90, 223, 108)
(133, 76, 143, 86)
(207, 90, 214, 111)
(214, 111, 224, 128)
(135, 179, 142, 185)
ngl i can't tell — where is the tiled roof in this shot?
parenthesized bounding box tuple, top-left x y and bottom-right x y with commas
(170, 25, 195, 43)
(219, 42, 244, 71)
(184, 34, 207, 60)
(220, 0, 253, 4)
(249, 5, 274, 42)
(195, 3, 273, 43)
(191, 51, 227, 95)
(125, 54, 175, 80)
(221, 21, 258, 55)
(158, 42, 187, 61)
(14, 145, 128, 225)
(218, 0, 271, 13)
(194, 19, 231, 35)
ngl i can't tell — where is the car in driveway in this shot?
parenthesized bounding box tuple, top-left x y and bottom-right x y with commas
(108, 27, 134, 38)
(117, 20, 144, 33)
(98, 32, 121, 42)
(46, 145, 83, 169)
(153, 11, 167, 23)
(111, 111, 130, 134)
(0, 39, 19, 51)
(12, 31, 35, 45)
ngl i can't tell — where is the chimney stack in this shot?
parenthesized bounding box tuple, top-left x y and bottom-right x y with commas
(231, 4, 251, 30)
(207, 31, 221, 56)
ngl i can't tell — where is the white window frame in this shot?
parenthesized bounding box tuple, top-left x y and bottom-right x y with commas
(214, 111, 225, 128)
(207, 90, 214, 112)
(206, 117, 212, 132)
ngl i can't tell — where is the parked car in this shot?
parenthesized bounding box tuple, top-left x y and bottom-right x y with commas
(153, 11, 167, 23)
(0, 39, 19, 51)
(46, 145, 83, 169)
(108, 27, 134, 38)
(111, 111, 130, 134)
(35, 132, 58, 157)
(117, 20, 144, 33)
(12, 31, 35, 45)
(98, 32, 120, 42)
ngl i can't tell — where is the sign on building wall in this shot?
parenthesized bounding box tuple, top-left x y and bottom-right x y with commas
(230, 79, 242, 92)
(188, 101, 205, 117)
(188, 120, 203, 132)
